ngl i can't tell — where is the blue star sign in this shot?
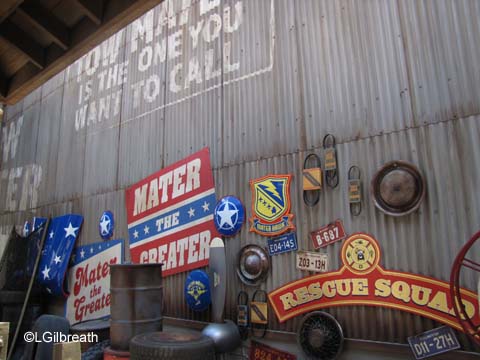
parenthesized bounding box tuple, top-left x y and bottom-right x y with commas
(214, 196, 245, 237)
(99, 211, 114, 240)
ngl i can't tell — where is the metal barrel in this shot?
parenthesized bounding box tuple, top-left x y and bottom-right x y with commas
(109, 264, 163, 351)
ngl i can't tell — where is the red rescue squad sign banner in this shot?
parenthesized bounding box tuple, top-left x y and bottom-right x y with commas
(269, 233, 479, 331)
(125, 148, 219, 276)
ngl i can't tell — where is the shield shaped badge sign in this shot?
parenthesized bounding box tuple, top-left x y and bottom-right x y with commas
(249, 175, 295, 236)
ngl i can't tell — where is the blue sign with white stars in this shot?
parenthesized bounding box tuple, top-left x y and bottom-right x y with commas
(99, 211, 115, 240)
(37, 214, 83, 297)
(33, 217, 47, 231)
(213, 196, 245, 237)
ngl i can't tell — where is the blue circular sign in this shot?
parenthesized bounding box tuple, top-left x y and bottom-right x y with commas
(23, 221, 30, 237)
(99, 211, 114, 240)
(213, 196, 245, 237)
(185, 270, 211, 311)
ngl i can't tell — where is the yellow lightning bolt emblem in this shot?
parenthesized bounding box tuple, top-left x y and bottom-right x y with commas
(249, 174, 294, 236)
(263, 180, 281, 199)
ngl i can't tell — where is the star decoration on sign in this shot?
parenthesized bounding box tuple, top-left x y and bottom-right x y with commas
(144, 225, 150, 235)
(90, 247, 94, 254)
(53, 255, 61, 265)
(42, 265, 51, 280)
(216, 200, 239, 229)
(99, 215, 111, 235)
(213, 196, 245, 236)
(49, 231, 54, 239)
(80, 249, 85, 258)
(133, 230, 139, 239)
(202, 201, 210, 212)
(64, 222, 79, 238)
(188, 208, 195, 218)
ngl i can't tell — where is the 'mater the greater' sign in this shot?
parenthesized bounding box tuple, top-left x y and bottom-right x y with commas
(125, 148, 219, 276)
(268, 233, 480, 331)
(65, 239, 123, 324)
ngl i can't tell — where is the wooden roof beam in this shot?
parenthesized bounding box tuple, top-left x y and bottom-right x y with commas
(17, 2, 70, 50)
(0, 20, 45, 69)
(75, 0, 103, 26)
(0, 69, 8, 98)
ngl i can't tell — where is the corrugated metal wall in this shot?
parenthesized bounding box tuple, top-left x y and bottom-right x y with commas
(1, 0, 480, 350)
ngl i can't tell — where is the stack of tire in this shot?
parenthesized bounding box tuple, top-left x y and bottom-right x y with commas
(129, 331, 215, 360)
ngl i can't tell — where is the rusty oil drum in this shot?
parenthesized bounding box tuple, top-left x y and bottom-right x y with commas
(109, 264, 163, 351)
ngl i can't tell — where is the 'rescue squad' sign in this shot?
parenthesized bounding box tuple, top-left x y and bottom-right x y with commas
(125, 148, 219, 276)
(269, 233, 480, 331)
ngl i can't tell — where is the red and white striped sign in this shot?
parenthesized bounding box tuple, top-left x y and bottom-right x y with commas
(125, 148, 219, 276)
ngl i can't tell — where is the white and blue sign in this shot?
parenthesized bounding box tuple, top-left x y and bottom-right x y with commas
(408, 326, 460, 359)
(33, 217, 47, 231)
(185, 270, 211, 311)
(66, 239, 124, 324)
(23, 221, 30, 237)
(99, 211, 115, 240)
(267, 232, 298, 256)
(214, 196, 245, 237)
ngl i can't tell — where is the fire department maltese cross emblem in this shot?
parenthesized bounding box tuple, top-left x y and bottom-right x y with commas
(249, 174, 295, 236)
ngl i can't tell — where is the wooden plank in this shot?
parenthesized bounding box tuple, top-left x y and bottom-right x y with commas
(0, 37, 29, 78)
(0, 70, 8, 97)
(17, 2, 70, 50)
(7, 62, 40, 96)
(0, 0, 24, 23)
(74, 0, 103, 25)
(4, 0, 162, 104)
(0, 20, 44, 69)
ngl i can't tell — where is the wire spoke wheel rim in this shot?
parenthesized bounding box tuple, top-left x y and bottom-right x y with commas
(297, 311, 344, 360)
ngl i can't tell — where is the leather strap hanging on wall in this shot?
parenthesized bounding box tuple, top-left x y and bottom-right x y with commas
(348, 166, 362, 216)
(303, 153, 322, 206)
(323, 134, 339, 188)
(250, 290, 268, 338)
(236, 291, 249, 340)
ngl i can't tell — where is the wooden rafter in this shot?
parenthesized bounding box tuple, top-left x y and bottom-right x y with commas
(0, 20, 45, 69)
(17, 2, 70, 50)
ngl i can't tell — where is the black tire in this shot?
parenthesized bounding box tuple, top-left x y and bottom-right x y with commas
(130, 331, 215, 360)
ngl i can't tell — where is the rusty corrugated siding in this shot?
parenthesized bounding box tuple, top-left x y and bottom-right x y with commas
(0, 0, 479, 350)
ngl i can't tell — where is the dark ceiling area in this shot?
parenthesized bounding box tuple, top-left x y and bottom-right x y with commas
(0, 0, 162, 105)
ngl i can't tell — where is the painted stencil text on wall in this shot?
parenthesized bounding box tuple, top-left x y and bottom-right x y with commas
(73, 0, 274, 131)
(0, 115, 42, 211)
